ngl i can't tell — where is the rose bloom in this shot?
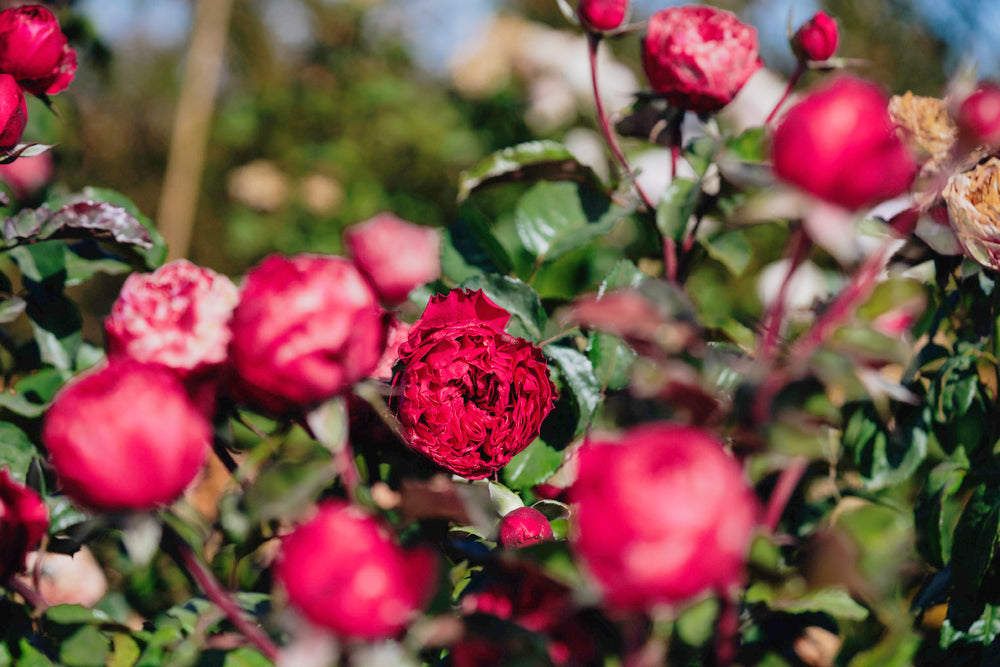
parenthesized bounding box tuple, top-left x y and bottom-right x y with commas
(956, 83, 1000, 148)
(792, 11, 839, 63)
(393, 290, 556, 479)
(42, 360, 210, 511)
(571, 423, 757, 609)
(228, 253, 387, 415)
(0, 469, 47, 582)
(0, 74, 26, 151)
(944, 157, 1000, 271)
(105, 260, 239, 375)
(0, 152, 52, 199)
(771, 76, 917, 211)
(276, 500, 437, 640)
(343, 213, 441, 305)
(0, 5, 76, 96)
(642, 6, 762, 113)
(497, 506, 554, 549)
(577, 0, 629, 32)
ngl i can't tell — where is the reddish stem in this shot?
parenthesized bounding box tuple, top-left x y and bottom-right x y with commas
(6, 575, 48, 613)
(765, 66, 804, 125)
(714, 591, 740, 666)
(757, 226, 811, 362)
(763, 456, 809, 532)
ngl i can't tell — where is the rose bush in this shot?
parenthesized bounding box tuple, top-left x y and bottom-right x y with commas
(0, 5, 76, 96)
(0, 470, 47, 582)
(642, 5, 762, 113)
(276, 500, 437, 640)
(393, 289, 556, 479)
(343, 212, 441, 305)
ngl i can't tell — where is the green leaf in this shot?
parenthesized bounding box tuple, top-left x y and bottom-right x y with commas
(0, 369, 65, 418)
(586, 260, 646, 391)
(503, 438, 563, 492)
(9, 242, 66, 284)
(45, 605, 112, 626)
(107, 634, 141, 667)
(941, 602, 1000, 648)
(951, 484, 1000, 597)
(514, 181, 631, 265)
(656, 178, 698, 242)
(0, 422, 38, 481)
(15, 640, 54, 667)
(842, 402, 928, 490)
(245, 457, 336, 524)
(59, 626, 109, 667)
(779, 587, 870, 621)
(544, 344, 600, 438)
(25, 290, 82, 372)
(441, 205, 515, 283)
(725, 127, 767, 163)
(0, 296, 25, 323)
(460, 274, 546, 341)
(675, 597, 720, 647)
(222, 648, 273, 667)
(700, 229, 752, 276)
(458, 140, 603, 201)
(915, 460, 968, 567)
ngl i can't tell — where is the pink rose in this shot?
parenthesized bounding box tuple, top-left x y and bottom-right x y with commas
(393, 290, 557, 479)
(497, 506, 554, 549)
(0, 152, 52, 198)
(956, 83, 1000, 148)
(0, 74, 26, 151)
(0, 5, 76, 96)
(276, 500, 437, 639)
(343, 213, 441, 305)
(370, 317, 411, 382)
(571, 423, 757, 609)
(105, 260, 239, 375)
(42, 360, 210, 511)
(228, 254, 387, 415)
(642, 6, 762, 113)
(0, 469, 47, 582)
(792, 11, 839, 63)
(577, 0, 629, 32)
(771, 76, 917, 210)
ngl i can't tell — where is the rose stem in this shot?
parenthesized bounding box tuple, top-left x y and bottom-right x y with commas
(762, 455, 809, 532)
(714, 590, 740, 666)
(163, 524, 281, 662)
(757, 225, 810, 362)
(6, 576, 48, 614)
(765, 65, 803, 125)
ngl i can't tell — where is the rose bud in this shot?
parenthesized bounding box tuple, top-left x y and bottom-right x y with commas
(42, 360, 210, 511)
(393, 289, 557, 480)
(497, 506, 554, 549)
(577, 0, 629, 33)
(0, 5, 77, 96)
(229, 253, 387, 415)
(791, 11, 839, 63)
(571, 423, 757, 609)
(0, 74, 27, 152)
(642, 6, 763, 114)
(944, 157, 1000, 270)
(0, 152, 52, 199)
(343, 213, 441, 305)
(771, 76, 917, 211)
(0, 469, 48, 583)
(276, 500, 437, 640)
(956, 83, 1000, 148)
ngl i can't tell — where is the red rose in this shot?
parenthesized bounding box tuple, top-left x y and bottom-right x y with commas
(42, 360, 210, 511)
(0, 469, 47, 582)
(229, 254, 387, 415)
(791, 11, 839, 63)
(642, 6, 763, 113)
(771, 76, 917, 211)
(0, 74, 26, 151)
(956, 83, 1000, 148)
(577, 0, 629, 32)
(276, 500, 437, 639)
(0, 5, 76, 96)
(343, 213, 441, 305)
(393, 290, 557, 480)
(571, 423, 757, 609)
(106, 260, 239, 375)
(497, 506, 554, 549)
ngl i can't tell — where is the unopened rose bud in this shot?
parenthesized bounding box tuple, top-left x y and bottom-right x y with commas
(0, 5, 76, 96)
(943, 157, 1000, 270)
(956, 83, 1000, 148)
(577, 0, 628, 33)
(497, 506, 554, 549)
(0, 469, 47, 582)
(343, 213, 441, 306)
(642, 6, 762, 113)
(0, 74, 26, 151)
(791, 11, 839, 63)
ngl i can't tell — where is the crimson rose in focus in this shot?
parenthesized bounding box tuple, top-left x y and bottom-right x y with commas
(106, 260, 239, 375)
(771, 76, 917, 211)
(276, 500, 437, 639)
(343, 213, 441, 305)
(0, 5, 76, 96)
(42, 361, 210, 511)
(394, 290, 556, 479)
(792, 11, 839, 63)
(0, 469, 47, 582)
(577, 0, 628, 33)
(229, 254, 386, 414)
(0, 74, 26, 151)
(497, 506, 554, 549)
(642, 6, 762, 113)
(571, 423, 757, 609)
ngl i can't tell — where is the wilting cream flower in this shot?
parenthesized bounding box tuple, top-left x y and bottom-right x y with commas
(943, 157, 1000, 270)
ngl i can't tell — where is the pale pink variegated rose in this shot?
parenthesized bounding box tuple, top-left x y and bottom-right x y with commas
(105, 260, 239, 374)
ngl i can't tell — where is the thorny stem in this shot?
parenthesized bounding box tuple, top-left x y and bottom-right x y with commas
(163, 524, 281, 662)
(757, 225, 811, 362)
(763, 456, 810, 532)
(765, 65, 804, 125)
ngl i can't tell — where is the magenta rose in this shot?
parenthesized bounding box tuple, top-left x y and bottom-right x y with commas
(343, 212, 441, 305)
(228, 253, 387, 415)
(0, 74, 26, 151)
(393, 290, 557, 479)
(497, 506, 554, 549)
(642, 6, 762, 113)
(0, 5, 76, 96)
(791, 11, 839, 63)
(956, 83, 1000, 148)
(105, 260, 239, 376)
(42, 360, 210, 511)
(771, 76, 917, 211)
(577, 0, 629, 33)
(0, 469, 48, 582)
(276, 500, 437, 639)
(571, 423, 757, 609)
